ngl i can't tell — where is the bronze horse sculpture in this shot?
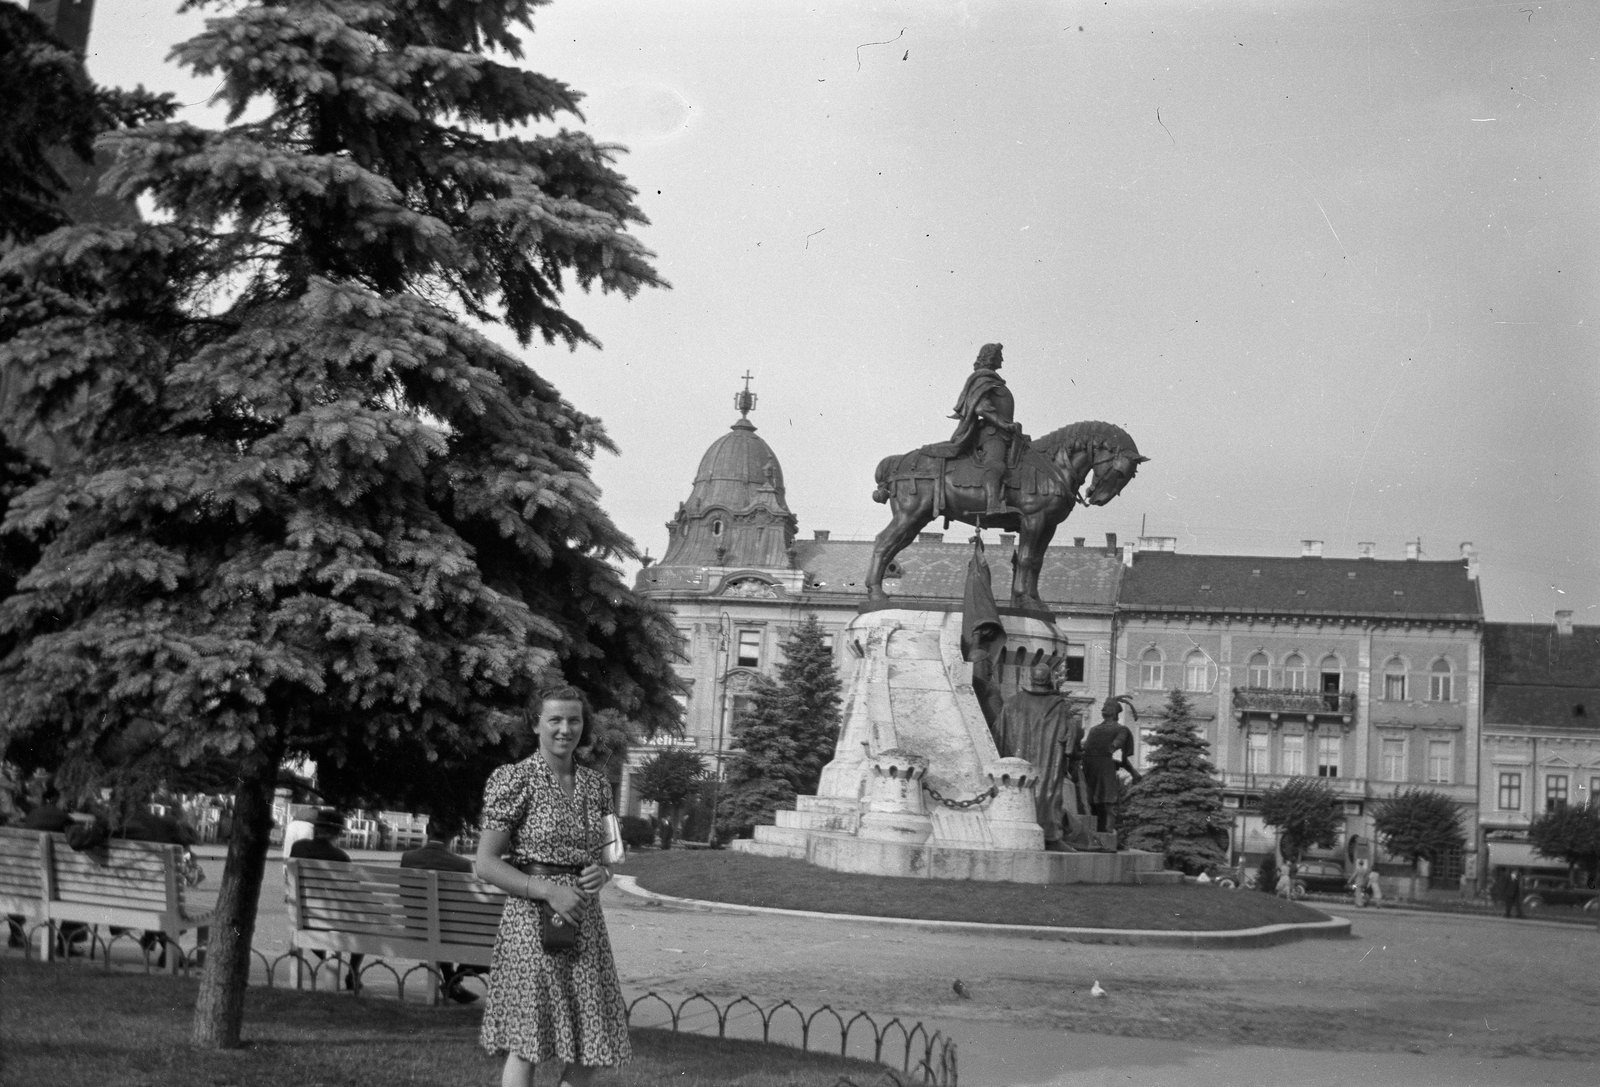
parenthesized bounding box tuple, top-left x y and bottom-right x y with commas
(865, 420, 1146, 608)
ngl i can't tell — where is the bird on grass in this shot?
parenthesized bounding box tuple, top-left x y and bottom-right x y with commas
(952, 980, 971, 999)
(1090, 980, 1107, 998)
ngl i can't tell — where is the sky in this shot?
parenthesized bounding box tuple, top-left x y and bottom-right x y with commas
(45, 0, 1600, 624)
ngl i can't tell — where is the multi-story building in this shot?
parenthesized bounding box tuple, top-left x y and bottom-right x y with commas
(629, 383, 1126, 817)
(1479, 614, 1600, 876)
(1115, 541, 1484, 877)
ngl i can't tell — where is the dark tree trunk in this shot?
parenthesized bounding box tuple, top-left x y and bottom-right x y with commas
(191, 749, 280, 1048)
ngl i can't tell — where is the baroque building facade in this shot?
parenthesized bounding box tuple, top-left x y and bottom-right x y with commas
(1479, 615, 1600, 874)
(1114, 543, 1485, 880)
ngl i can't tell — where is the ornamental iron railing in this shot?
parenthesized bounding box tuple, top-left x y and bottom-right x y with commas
(6, 922, 957, 1086)
(1232, 687, 1355, 715)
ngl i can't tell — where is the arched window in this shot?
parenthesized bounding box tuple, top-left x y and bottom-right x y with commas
(1429, 658, 1453, 702)
(1139, 648, 1164, 689)
(1384, 657, 1407, 701)
(1184, 650, 1209, 692)
(711, 519, 724, 538)
(1283, 653, 1307, 691)
(1319, 655, 1342, 694)
(1247, 652, 1270, 688)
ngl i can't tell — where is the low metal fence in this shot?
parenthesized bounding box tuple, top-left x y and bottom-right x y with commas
(7, 921, 957, 1085)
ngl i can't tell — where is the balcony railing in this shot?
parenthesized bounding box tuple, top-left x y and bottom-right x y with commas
(1232, 687, 1355, 716)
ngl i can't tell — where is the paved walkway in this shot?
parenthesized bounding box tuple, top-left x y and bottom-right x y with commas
(192, 850, 1600, 1086)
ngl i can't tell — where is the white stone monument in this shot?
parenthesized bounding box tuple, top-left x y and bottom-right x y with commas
(734, 607, 1166, 884)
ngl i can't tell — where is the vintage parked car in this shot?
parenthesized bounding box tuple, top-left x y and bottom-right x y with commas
(1521, 874, 1600, 913)
(1290, 858, 1349, 898)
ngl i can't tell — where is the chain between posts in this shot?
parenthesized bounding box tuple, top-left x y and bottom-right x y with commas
(920, 784, 997, 811)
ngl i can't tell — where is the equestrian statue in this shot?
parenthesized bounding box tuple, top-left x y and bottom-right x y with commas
(865, 343, 1146, 609)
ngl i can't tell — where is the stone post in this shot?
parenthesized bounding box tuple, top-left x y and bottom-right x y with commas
(985, 756, 1045, 851)
(857, 748, 933, 845)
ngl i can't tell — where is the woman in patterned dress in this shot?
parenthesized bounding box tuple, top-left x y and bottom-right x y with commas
(474, 686, 631, 1086)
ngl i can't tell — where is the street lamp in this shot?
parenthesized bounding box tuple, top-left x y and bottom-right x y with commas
(704, 612, 733, 846)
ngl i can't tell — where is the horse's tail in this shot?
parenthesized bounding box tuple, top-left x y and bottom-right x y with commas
(871, 454, 898, 503)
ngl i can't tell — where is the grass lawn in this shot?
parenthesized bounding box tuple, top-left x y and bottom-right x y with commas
(0, 958, 891, 1087)
(623, 849, 1332, 930)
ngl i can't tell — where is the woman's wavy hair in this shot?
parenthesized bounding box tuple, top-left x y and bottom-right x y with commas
(530, 685, 596, 750)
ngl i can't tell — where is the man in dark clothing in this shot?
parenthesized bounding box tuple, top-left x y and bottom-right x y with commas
(289, 810, 363, 988)
(1501, 869, 1527, 918)
(21, 797, 72, 832)
(400, 817, 483, 1003)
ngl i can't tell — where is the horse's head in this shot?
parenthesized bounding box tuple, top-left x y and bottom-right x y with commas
(1083, 450, 1147, 506)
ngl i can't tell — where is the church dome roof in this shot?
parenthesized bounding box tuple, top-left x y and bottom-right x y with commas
(689, 417, 790, 514)
(649, 379, 798, 574)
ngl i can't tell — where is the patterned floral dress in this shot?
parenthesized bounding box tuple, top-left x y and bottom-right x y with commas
(478, 756, 632, 1067)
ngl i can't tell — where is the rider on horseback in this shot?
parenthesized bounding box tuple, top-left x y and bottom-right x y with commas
(927, 342, 1023, 517)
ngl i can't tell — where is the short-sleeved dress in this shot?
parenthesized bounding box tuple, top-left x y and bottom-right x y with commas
(478, 756, 632, 1067)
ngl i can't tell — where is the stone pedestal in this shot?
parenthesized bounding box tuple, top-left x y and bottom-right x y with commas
(737, 607, 1163, 883)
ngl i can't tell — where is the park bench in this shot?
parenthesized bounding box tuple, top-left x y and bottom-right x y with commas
(285, 857, 504, 1002)
(0, 826, 211, 973)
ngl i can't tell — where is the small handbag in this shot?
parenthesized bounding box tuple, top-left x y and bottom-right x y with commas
(538, 899, 580, 952)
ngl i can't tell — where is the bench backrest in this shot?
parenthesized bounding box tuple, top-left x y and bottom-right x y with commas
(0, 826, 186, 925)
(0, 827, 44, 911)
(289, 859, 505, 958)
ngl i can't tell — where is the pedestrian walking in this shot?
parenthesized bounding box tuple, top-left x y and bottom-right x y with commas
(1497, 868, 1526, 918)
(473, 686, 630, 1087)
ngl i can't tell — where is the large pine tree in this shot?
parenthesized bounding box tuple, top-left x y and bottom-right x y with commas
(1117, 687, 1230, 873)
(0, 0, 678, 1048)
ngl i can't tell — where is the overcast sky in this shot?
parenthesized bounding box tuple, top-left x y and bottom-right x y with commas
(57, 0, 1600, 624)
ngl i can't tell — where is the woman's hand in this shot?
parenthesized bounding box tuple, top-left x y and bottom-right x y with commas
(578, 863, 609, 894)
(543, 882, 587, 925)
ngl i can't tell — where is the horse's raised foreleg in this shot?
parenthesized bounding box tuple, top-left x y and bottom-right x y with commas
(865, 487, 934, 600)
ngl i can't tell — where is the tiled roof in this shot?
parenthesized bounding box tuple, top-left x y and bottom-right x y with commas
(790, 539, 1123, 609)
(1484, 623, 1600, 686)
(1482, 623, 1600, 731)
(639, 538, 1123, 610)
(1118, 552, 1482, 619)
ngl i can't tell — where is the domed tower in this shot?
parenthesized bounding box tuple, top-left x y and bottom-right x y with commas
(653, 375, 798, 575)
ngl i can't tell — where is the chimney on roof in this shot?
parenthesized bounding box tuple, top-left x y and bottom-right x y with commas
(1300, 540, 1324, 558)
(1356, 542, 1376, 560)
(1460, 541, 1478, 580)
(999, 533, 1016, 546)
(1556, 610, 1574, 636)
(812, 529, 830, 541)
(1404, 540, 1421, 561)
(917, 532, 943, 544)
(1105, 532, 1118, 554)
(1074, 537, 1085, 548)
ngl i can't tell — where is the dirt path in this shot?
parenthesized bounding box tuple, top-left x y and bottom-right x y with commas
(603, 890, 1600, 1065)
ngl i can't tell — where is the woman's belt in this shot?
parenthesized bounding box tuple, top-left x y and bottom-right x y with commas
(515, 861, 585, 876)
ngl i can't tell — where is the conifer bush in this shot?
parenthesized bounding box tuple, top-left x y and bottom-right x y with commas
(1117, 688, 1230, 873)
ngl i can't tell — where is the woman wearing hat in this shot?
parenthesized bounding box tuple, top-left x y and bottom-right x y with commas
(474, 686, 628, 1087)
